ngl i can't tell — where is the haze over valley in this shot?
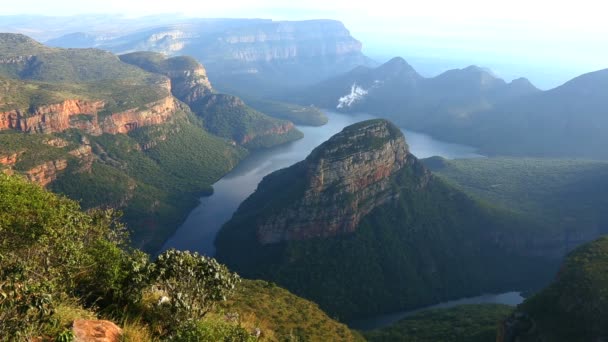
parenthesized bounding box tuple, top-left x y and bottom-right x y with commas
(1, 1, 607, 341)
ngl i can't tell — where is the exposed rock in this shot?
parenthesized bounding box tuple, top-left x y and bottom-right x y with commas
(0, 96, 178, 135)
(255, 119, 425, 243)
(26, 159, 68, 186)
(44, 138, 70, 147)
(0, 100, 105, 133)
(100, 96, 177, 134)
(0, 152, 20, 166)
(72, 319, 122, 342)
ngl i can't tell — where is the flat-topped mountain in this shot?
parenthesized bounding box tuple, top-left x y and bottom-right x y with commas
(215, 119, 556, 320)
(251, 119, 414, 243)
(47, 19, 374, 96)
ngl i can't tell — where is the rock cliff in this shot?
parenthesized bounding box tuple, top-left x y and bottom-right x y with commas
(256, 119, 421, 243)
(0, 96, 178, 135)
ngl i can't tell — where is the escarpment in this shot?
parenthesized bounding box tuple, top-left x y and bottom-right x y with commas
(255, 119, 423, 243)
(0, 96, 178, 135)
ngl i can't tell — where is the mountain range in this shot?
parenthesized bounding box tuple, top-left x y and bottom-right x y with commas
(297, 56, 608, 159)
(46, 19, 374, 97)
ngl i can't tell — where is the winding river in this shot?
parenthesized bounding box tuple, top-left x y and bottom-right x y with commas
(161, 111, 482, 255)
(159, 111, 520, 331)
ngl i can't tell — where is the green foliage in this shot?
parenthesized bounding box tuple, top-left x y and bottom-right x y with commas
(0, 174, 361, 341)
(509, 236, 608, 342)
(49, 113, 246, 252)
(430, 157, 608, 236)
(150, 249, 240, 327)
(193, 94, 303, 148)
(364, 304, 512, 342)
(170, 318, 256, 342)
(244, 98, 328, 126)
(0, 175, 133, 339)
(221, 280, 364, 342)
(216, 156, 556, 321)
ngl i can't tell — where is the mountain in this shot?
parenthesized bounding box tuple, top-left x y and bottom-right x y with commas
(297, 57, 539, 134)
(498, 236, 608, 342)
(47, 19, 375, 97)
(300, 56, 608, 159)
(215, 119, 556, 320)
(455, 68, 608, 158)
(0, 173, 363, 341)
(119, 51, 303, 148)
(0, 34, 300, 251)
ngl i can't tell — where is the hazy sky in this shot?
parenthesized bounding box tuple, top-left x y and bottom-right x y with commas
(2, 0, 607, 88)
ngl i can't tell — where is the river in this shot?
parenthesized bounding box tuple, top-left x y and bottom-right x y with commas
(348, 291, 524, 331)
(160, 111, 482, 255)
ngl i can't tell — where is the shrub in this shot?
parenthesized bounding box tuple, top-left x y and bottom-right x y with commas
(142, 250, 240, 334)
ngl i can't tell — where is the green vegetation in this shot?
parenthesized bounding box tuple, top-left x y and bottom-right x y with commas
(0, 131, 78, 170)
(244, 98, 328, 126)
(503, 236, 608, 341)
(429, 157, 608, 236)
(364, 304, 513, 342)
(217, 155, 555, 320)
(193, 94, 304, 148)
(0, 174, 361, 341)
(51, 111, 246, 251)
(0, 33, 156, 83)
(0, 34, 169, 115)
(223, 280, 364, 341)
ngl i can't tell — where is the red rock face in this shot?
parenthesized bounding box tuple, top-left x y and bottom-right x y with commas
(256, 120, 430, 244)
(0, 152, 19, 166)
(25, 159, 68, 187)
(0, 100, 105, 133)
(72, 319, 122, 342)
(100, 97, 178, 134)
(0, 96, 178, 135)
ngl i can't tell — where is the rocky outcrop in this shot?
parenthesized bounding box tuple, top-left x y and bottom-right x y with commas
(255, 119, 427, 243)
(100, 96, 177, 134)
(0, 96, 178, 135)
(166, 62, 213, 104)
(0, 100, 105, 133)
(72, 319, 122, 342)
(0, 152, 20, 166)
(26, 159, 68, 186)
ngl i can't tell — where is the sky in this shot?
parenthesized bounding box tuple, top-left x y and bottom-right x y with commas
(2, 0, 607, 88)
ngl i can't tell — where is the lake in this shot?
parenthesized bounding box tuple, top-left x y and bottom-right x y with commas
(160, 111, 483, 255)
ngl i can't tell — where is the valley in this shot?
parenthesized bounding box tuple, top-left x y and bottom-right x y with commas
(1, 10, 607, 341)
(162, 111, 482, 255)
